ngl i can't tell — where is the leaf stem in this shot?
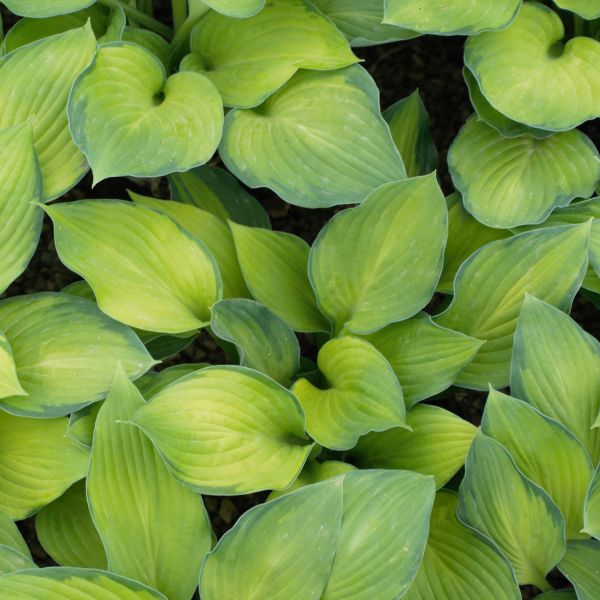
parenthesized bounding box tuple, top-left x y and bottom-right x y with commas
(172, 0, 188, 33)
(99, 0, 173, 39)
(138, 0, 154, 16)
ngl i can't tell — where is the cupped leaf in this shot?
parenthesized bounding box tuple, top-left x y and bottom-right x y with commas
(230, 223, 328, 332)
(448, 117, 599, 228)
(184, 0, 357, 107)
(135, 364, 207, 399)
(464, 2, 600, 131)
(292, 336, 406, 450)
(2, 1, 94, 17)
(458, 432, 566, 588)
(121, 28, 170, 68)
(404, 490, 520, 600)
(0, 333, 25, 400)
(46, 200, 221, 334)
(220, 66, 406, 208)
(67, 403, 101, 448)
(0, 546, 35, 575)
(131, 366, 314, 495)
(203, 0, 265, 17)
(349, 404, 477, 488)
(435, 223, 590, 389)
(559, 540, 600, 599)
(0, 512, 30, 559)
(200, 479, 343, 600)
(35, 481, 106, 569)
(309, 176, 447, 335)
(553, 0, 600, 19)
(68, 42, 223, 182)
(584, 465, 600, 539)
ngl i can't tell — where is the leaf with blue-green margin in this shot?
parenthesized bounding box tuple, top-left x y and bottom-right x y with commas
(293, 336, 406, 450)
(584, 465, 600, 538)
(220, 66, 406, 208)
(87, 367, 211, 600)
(68, 42, 223, 183)
(559, 540, 600, 599)
(230, 222, 328, 332)
(365, 312, 484, 406)
(46, 200, 221, 334)
(348, 404, 477, 488)
(0, 25, 96, 199)
(435, 223, 590, 389)
(482, 388, 593, 540)
(0, 411, 89, 519)
(310, 175, 447, 335)
(203, 0, 265, 17)
(35, 481, 106, 570)
(310, 0, 419, 47)
(0, 512, 30, 559)
(0, 332, 25, 400)
(448, 117, 599, 228)
(121, 27, 170, 68)
(511, 296, 600, 464)
(135, 364, 207, 399)
(67, 403, 102, 448)
(553, 0, 600, 19)
(404, 490, 520, 600)
(0, 568, 167, 599)
(383, 0, 521, 35)
(131, 366, 314, 495)
(211, 299, 300, 386)
(458, 432, 566, 589)
(200, 478, 343, 600)
(0, 546, 35, 575)
(464, 2, 600, 131)
(1, 0, 94, 17)
(438, 193, 510, 294)
(383, 90, 437, 177)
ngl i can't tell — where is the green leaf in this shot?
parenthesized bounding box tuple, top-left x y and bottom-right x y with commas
(220, 66, 406, 208)
(135, 364, 207, 399)
(131, 366, 314, 495)
(1, 0, 94, 17)
(482, 389, 594, 540)
(553, 0, 600, 19)
(464, 2, 600, 131)
(0, 512, 30, 559)
(183, 0, 357, 108)
(309, 176, 447, 335)
(511, 295, 600, 463)
(366, 312, 484, 406)
(383, 90, 437, 177)
(0, 332, 25, 399)
(67, 403, 102, 448)
(200, 479, 343, 600)
(448, 117, 599, 228)
(35, 481, 106, 569)
(404, 490, 520, 600)
(0, 292, 154, 417)
(349, 404, 477, 488)
(46, 200, 221, 334)
(383, 0, 521, 34)
(0, 411, 89, 519)
(97, 6, 125, 44)
(535, 591, 577, 600)
(0, 546, 35, 575)
(0, 24, 96, 199)
(435, 224, 590, 389)
(121, 28, 170, 68)
(559, 540, 600, 600)
(458, 432, 566, 588)
(68, 42, 223, 182)
(87, 367, 211, 600)
(584, 465, 600, 539)
(202, 0, 265, 18)
(292, 336, 406, 450)
(211, 299, 300, 386)
(230, 223, 328, 332)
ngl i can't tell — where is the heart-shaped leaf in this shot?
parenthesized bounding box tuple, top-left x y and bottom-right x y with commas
(553, 0, 600, 20)
(584, 465, 600, 539)
(203, 0, 265, 17)
(310, 175, 447, 335)
(1, 0, 94, 17)
(220, 65, 406, 208)
(68, 42, 223, 182)
(559, 540, 600, 599)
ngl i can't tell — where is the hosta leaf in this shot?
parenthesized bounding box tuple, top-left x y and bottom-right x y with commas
(87, 367, 211, 600)
(0, 547, 35, 575)
(349, 404, 477, 488)
(230, 223, 327, 332)
(68, 42, 223, 182)
(553, 0, 600, 19)
(183, 0, 357, 108)
(220, 66, 406, 208)
(310, 176, 447, 335)
(448, 117, 599, 228)
(0, 24, 96, 199)
(0, 293, 153, 417)
(292, 336, 406, 450)
(1, 0, 94, 17)
(584, 465, 600, 538)
(482, 389, 593, 540)
(321, 469, 435, 600)
(404, 490, 520, 600)
(383, 0, 521, 35)
(67, 403, 101, 447)
(559, 540, 600, 599)
(200, 479, 343, 600)
(464, 2, 600, 131)
(46, 200, 221, 334)
(121, 28, 169, 67)
(366, 312, 484, 406)
(0, 332, 24, 399)
(0, 512, 29, 558)
(35, 481, 106, 569)
(203, 0, 265, 17)
(211, 299, 300, 386)
(458, 433, 566, 588)
(435, 224, 590, 389)
(511, 295, 600, 463)
(0, 411, 89, 519)
(131, 366, 314, 494)
(383, 90, 437, 177)
(135, 364, 207, 399)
